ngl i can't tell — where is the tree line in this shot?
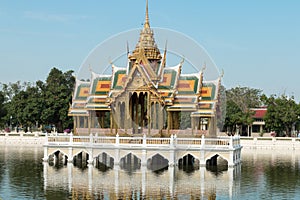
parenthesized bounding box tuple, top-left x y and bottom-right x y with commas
(0, 68, 299, 136)
(0, 68, 75, 133)
(224, 86, 300, 136)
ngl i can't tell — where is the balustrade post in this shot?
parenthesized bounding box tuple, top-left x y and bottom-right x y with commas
(143, 134, 146, 146)
(42, 146, 48, 162)
(116, 133, 119, 145)
(170, 134, 174, 147)
(174, 134, 177, 146)
(45, 132, 48, 145)
(89, 133, 93, 144)
(201, 134, 205, 148)
(229, 136, 233, 149)
(69, 133, 73, 144)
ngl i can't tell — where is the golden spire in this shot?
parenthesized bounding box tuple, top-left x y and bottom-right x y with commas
(130, 0, 161, 61)
(144, 0, 150, 29)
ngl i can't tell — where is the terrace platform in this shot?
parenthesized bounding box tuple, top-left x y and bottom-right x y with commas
(42, 134, 242, 168)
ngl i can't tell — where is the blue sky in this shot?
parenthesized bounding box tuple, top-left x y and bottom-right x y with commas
(0, 0, 299, 101)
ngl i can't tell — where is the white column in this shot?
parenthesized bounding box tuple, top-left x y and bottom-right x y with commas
(200, 166, 205, 199)
(67, 162, 73, 193)
(141, 165, 146, 197)
(201, 134, 205, 148)
(43, 162, 48, 191)
(88, 164, 93, 191)
(87, 148, 94, 165)
(169, 150, 175, 166)
(43, 146, 48, 162)
(114, 165, 120, 196)
(67, 147, 73, 163)
(115, 133, 119, 146)
(69, 133, 73, 144)
(169, 165, 175, 197)
(228, 150, 235, 167)
(228, 167, 234, 199)
(200, 134, 206, 167)
(141, 150, 147, 166)
(114, 149, 120, 166)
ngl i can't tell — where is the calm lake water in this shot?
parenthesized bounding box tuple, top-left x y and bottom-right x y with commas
(0, 146, 300, 200)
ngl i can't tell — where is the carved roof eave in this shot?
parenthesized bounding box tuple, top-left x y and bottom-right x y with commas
(108, 62, 154, 104)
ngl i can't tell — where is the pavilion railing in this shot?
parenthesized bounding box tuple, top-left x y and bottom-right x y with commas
(45, 133, 241, 150)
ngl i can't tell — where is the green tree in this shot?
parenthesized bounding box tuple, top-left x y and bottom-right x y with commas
(41, 68, 75, 132)
(224, 86, 263, 135)
(264, 95, 300, 136)
(0, 81, 27, 130)
(0, 91, 7, 128)
(3, 82, 44, 132)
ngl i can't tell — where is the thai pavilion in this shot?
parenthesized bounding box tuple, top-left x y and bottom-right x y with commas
(68, 1, 222, 137)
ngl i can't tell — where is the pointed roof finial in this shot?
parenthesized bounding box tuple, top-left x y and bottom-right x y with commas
(161, 40, 168, 67)
(126, 41, 129, 56)
(220, 69, 224, 78)
(202, 62, 207, 72)
(144, 0, 150, 29)
(180, 56, 185, 65)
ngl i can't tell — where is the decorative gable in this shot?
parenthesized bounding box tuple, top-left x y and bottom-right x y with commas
(177, 74, 200, 95)
(111, 65, 127, 90)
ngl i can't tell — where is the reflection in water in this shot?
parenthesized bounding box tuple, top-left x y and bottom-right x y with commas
(43, 158, 241, 199)
(120, 153, 141, 173)
(3, 147, 300, 199)
(178, 154, 200, 174)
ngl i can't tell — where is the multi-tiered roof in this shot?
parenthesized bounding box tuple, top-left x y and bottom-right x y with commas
(69, 0, 221, 121)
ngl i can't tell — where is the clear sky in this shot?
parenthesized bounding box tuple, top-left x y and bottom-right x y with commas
(0, 0, 299, 101)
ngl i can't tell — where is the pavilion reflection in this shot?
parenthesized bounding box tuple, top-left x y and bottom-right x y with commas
(43, 161, 241, 199)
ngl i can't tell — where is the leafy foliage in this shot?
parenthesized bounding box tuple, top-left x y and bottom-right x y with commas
(0, 91, 7, 127)
(224, 86, 263, 135)
(41, 68, 75, 132)
(0, 67, 74, 132)
(263, 95, 300, 136)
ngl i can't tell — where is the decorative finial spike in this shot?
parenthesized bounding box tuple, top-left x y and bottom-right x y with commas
(108, 57, 113, 65)
(162, 40, 168, 67)
(202, 62, 207, 71)
(126, 41, 130, 56)
(164, 40, 168, 50)
(144, 0, 150, 29)
(220, 69, 224, 78)
(180, 56, 185, 65)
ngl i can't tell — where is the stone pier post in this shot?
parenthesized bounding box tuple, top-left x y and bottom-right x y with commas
(43, 146, 48, 162)
(67, 162, 73, 193)
(43, 162, 48, 191)
(87, 148, 94, 165)
(169, 165, 175, 196)
(141, 165, 146, 197)
(114, 165, 120, 196)
(141, 149, 147, 166)
(114, 149, 120, 166)
(228, 150, 235, 167)
(88, 164, 93, 191)
(200, 166, 205, 199)
(67, 147, 73, 163)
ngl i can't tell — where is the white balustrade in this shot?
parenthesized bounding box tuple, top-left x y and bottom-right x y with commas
(44, 134, 239, 150)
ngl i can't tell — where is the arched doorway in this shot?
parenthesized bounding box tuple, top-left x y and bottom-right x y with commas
(147, 153, 169, 173)
(120, 153, 141, 172)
